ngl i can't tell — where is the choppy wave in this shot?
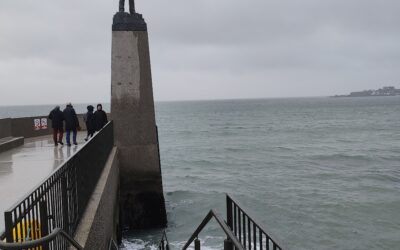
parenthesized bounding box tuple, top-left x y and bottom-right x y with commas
(309, 153, 373, 162)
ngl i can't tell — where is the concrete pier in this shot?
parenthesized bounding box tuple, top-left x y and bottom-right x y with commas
(0, 132, 86, 229)
(111, 9, 167, 229)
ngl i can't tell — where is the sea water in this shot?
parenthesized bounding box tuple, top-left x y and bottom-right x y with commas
(1, 97, 399, 250)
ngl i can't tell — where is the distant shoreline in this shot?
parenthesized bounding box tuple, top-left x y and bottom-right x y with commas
(331, 94, 400, 98)
(332, 86, 400, 98)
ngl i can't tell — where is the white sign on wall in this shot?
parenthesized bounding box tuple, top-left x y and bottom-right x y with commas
(34, 119, 41, 131)
(41, 118, 48, 129)
(33, 118, 48, 130)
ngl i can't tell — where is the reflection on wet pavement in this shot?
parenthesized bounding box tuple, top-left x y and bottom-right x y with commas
(0, 132, 86, 229)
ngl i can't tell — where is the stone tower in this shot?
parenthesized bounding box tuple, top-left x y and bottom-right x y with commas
(111, 2, 167, 229)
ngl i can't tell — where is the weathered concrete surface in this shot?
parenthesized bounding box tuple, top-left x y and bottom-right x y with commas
(0, 118, 12, 138)
(111, 29, 167, 229)
(74, 147, 119, 250)
(0, 132, 87, 229)
(0, 137, 24, 153)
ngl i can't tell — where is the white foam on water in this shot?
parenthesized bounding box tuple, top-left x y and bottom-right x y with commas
(120, 238, 158, 250)
(120, 235, 224, 250)
(170, 235, 225, 250)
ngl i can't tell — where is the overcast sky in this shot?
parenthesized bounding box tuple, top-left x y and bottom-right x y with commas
(0, 0, 399, 105)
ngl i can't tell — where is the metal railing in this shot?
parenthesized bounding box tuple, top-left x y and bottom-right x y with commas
(182, 194, 285, 250)
(0, 228, 83, 250)
(109, 238, 118, 250)
(227, 195, 286, 250)
(158, 230, 170, 250)
(0, 121, 114, 249)
(182, 209, 244, 250)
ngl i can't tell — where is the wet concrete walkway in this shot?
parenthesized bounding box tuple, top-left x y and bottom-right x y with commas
(0, 132, 87, 229)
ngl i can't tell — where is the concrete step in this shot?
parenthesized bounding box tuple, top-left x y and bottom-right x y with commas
(0, 137, 24, 153)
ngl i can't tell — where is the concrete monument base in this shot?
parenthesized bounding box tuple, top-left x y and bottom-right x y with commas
(111, 10, 167, 229)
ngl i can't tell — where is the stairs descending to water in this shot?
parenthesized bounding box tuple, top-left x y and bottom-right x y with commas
(159, 194, 285, 250)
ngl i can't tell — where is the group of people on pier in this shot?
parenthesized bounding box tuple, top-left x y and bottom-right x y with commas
(48, 103, 108, 146)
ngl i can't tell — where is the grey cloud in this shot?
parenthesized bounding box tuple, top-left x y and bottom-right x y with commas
(0, 0, 399, 105)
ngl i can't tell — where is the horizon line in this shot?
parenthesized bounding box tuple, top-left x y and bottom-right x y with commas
(1, 93, 400, 107)
(0, 95, 331, 107)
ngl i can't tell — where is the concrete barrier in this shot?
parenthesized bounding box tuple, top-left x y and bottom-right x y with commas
(0, 137, 24, 153)
(0, 118, 12, 138)
(74, 147, 120, 250)
(0, 115, 88, 139)
(10, 114, 87, 139)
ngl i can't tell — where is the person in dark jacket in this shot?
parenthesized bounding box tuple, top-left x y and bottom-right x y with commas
(48, 106, 64, 146)
(63, 103, 80, 146)
(94, 104, 108, 131)
(84, 105, 96, 141)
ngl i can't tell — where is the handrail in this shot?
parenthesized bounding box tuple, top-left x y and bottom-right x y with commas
(109, 238, 118, 250)
(182, 209, 244, 250)
(0, 228, 83, 250)
(227, 194, 287, 250)
(4, 121, 113, 211)
(1, 121, 114, 248)
(158, 230, 170, 250)
(183, 194, 286, 250)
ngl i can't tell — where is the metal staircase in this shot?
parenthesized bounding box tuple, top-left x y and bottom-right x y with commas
(159, 194, 286, 250)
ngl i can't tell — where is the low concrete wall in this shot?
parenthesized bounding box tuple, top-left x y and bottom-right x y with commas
(0, 137, 24, 153)
(0, 118, 12, 138)
(1, 112, 111, 139)
(74, 147, 119, 250)
(11, 114, 87, 138)
(0, 115, 86, 139)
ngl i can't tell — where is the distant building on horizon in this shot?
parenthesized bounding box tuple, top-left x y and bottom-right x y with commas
(334, 86, 400, 98)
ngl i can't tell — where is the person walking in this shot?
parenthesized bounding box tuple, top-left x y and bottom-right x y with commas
(63, 103, 80, 146)
(84, 105, 96, 141)
(48, 106, 64, 146)
(94, 104, 108, 131)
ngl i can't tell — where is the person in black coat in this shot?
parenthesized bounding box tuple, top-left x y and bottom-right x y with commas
(48, 106, 64, 146)
(94, 104, 108, 131)
(84, 105, 96, 141)
(63, 103, 80, 146)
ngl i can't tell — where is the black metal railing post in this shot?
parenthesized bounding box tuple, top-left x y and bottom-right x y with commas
(195, 238, 201, 250)
(61, 176, 69, 235)
(4, 211, 13, 243)
(224, 238, 233, 250)
(226, 197, 233, 250)
(39, 201, 49, 250)
(227, 196, 233, 229)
